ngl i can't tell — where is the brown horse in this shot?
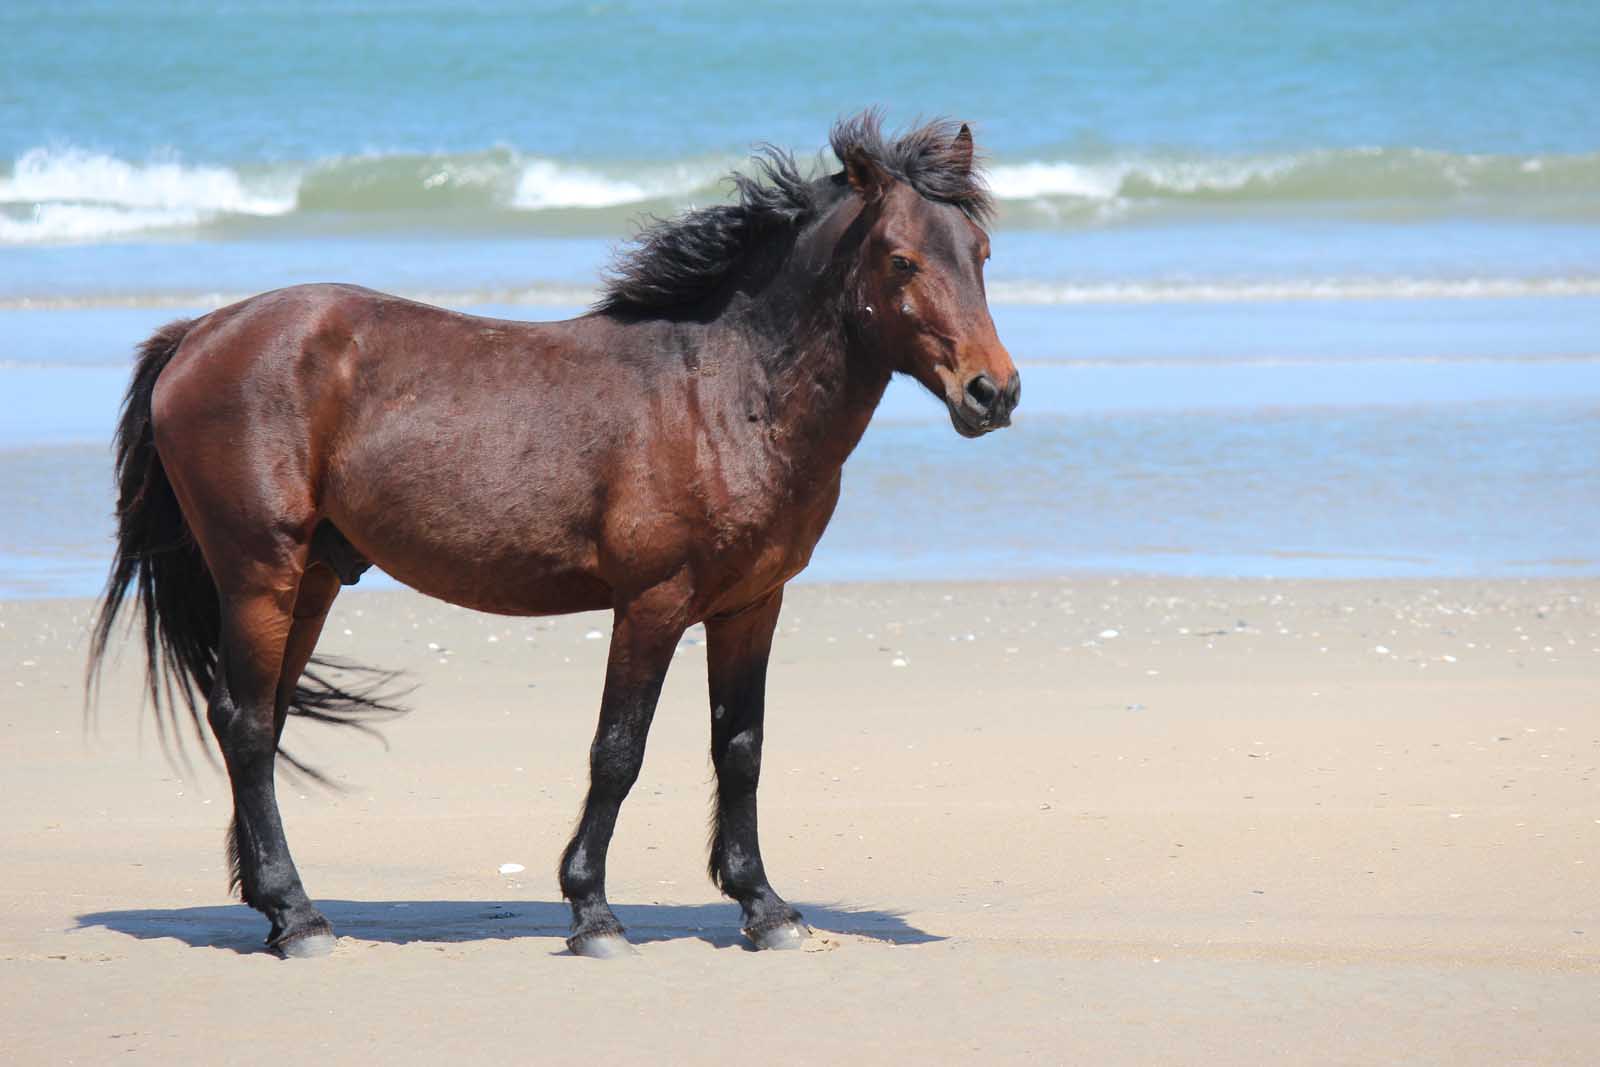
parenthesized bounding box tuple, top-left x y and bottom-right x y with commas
(87, 113, 1018, 959)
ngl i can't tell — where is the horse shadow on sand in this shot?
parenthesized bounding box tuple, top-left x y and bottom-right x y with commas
(75, 899, 943, 955)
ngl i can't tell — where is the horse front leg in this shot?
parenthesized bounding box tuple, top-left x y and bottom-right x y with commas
(705, 588, 809, 950)
(558, 588, 686, 958)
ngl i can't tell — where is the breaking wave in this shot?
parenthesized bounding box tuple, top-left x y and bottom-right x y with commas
(988, 147, 1600, 225)
(0, 145, 728, 244)
(4, 143, 1599, 244)
(0, 147, 296, 243)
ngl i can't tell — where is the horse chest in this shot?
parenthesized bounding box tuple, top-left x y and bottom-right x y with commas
(695, 455, 841, 594)
(694, 428, 826, 525)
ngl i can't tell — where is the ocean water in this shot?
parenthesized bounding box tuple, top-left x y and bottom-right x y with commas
(3, 1, 1598, 594)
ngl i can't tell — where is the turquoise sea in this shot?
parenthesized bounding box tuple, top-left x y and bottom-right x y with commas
(3, 1, 1598, 594)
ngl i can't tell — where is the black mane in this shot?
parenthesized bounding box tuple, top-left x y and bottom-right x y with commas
(595, 112, 993, 316)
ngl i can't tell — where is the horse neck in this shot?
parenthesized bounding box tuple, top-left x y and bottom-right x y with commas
(733, 244, 890, 482)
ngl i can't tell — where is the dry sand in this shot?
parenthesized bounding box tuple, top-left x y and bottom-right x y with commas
(2, 578, 1597, 1065)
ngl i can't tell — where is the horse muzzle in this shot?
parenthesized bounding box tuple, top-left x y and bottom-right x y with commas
(949, 371, 1020, 437)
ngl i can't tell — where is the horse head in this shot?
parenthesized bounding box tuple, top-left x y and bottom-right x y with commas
(841, 122, 1020, 437)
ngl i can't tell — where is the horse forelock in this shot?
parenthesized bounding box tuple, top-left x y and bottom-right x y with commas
(595, 111, 991, 317)
(828, 110, 994, 228)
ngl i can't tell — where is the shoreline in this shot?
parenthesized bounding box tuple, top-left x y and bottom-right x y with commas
(4, 576, 1597, 1062)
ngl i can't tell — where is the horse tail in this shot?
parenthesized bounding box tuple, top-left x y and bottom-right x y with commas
(86, 318, 216, 765)
(86, 318, 404, 781)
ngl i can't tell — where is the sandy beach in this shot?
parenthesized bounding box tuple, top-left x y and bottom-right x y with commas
(1, 577, 1595, 1064)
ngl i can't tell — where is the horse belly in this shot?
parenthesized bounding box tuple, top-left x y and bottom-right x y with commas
(322, 434, 612, 616)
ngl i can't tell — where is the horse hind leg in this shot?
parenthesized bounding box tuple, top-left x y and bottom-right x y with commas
(211, 570, 337, 958)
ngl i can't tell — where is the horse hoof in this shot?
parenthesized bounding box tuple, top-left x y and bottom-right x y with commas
(746, 920, 809, 951)
(276, 931, 337, 959)
(568, 932, 638, 959)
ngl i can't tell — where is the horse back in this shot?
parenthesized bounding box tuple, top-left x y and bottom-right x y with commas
(148, 284, 801, 615)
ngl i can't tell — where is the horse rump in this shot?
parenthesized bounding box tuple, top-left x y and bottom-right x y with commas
(84, 317, 404, 780)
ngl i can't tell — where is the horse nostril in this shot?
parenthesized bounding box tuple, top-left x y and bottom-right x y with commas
(1005, 372, 1021, 410)
(964, 374, 999, 413)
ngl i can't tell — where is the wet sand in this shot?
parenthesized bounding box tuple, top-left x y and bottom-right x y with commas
(3, 578, 1597, 1064)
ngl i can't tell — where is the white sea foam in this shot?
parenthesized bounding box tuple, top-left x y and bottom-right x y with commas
(511, 158, 718, 210)
(0, 203, 208, 244)
(5, 143, 1598, 244)
(984, 147, 1600, 207)
(987, 161, 1125, 200)
(0, 147, 295, 244)
(0, 147, 293, 212)
(512, 159, 656, 209)
(988, 156, 1296, 203)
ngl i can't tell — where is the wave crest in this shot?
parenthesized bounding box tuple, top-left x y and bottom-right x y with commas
(5, 144, 1599, 244)
(0, 147, 296, 243)
(988, 147, 1600, 216)
(0, 145, 733, 243)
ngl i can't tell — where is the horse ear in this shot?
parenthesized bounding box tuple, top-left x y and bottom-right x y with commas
(951, 123, 974, 174)
(844, 144, 890, 202)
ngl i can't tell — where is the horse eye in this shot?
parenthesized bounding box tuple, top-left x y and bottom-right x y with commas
(890, 255, 916, 273)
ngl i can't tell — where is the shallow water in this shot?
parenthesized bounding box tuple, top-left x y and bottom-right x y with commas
(4, 337, 1596, 595)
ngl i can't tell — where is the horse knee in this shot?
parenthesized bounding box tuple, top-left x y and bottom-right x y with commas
(588, 743, 644, 798)
(588, 718, 652, 797)
(207, 691, 274, 762)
